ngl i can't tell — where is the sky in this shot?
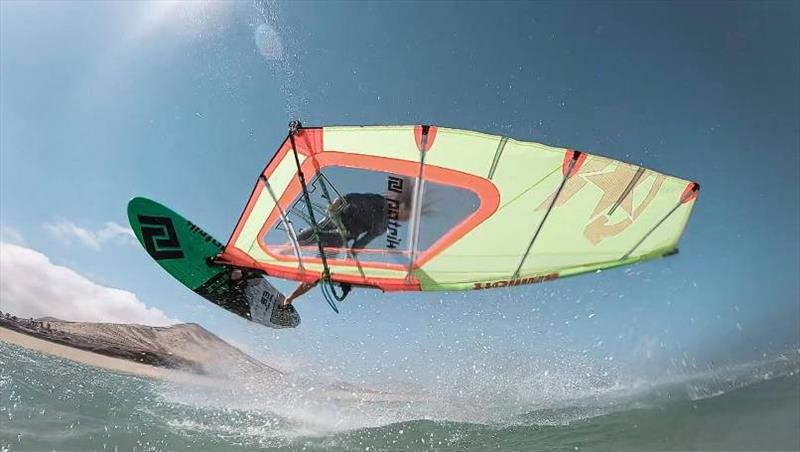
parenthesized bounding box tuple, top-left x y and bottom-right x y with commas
(1, 1, 798, 387)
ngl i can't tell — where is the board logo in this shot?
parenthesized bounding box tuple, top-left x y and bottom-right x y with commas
(138, 215, 184, 260)
(259, 289, 276, 308)
(187, 220, 223, 249)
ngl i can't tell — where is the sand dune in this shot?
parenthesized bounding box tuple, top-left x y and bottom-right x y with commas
(0, 315, 280, 382)
(0, 327, 216, 384)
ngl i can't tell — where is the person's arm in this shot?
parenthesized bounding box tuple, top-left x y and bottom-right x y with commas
(351, 230, 381, 251)
(295, 227, 314, 245)
(295, 217, 335, 245)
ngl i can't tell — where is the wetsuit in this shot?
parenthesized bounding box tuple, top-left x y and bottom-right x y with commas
(296, 193, 388, 251)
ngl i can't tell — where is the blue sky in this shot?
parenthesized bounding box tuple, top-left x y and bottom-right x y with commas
(1, 1, 798, 385)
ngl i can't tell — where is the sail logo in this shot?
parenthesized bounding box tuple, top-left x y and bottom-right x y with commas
(138, 215, 184, 260)
(536, 158, 665, 244)
(385, 175, 404, 249)
(473, 273, 558, 289)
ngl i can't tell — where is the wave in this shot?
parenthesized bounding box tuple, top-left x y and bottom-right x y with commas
(150, 348, 800, 445)
(2, 340, 798, 450)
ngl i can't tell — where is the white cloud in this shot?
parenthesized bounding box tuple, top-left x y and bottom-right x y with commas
(0, 242, 174, 326)
(0, 226, 26, 246)
(44, 220, 136, 250)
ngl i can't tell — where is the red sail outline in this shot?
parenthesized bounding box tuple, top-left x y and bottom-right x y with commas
(220, 127, 500, 291)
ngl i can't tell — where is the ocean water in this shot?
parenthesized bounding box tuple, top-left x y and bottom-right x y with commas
(1, 341, 798, 452)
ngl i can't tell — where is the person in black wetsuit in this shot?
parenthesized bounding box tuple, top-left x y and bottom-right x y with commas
(283, 191, 412, 306)
(295, 193, 389, 252)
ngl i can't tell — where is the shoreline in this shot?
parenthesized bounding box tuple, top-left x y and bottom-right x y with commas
(0, 325, 221, 385)
(0, 316, 202, 371)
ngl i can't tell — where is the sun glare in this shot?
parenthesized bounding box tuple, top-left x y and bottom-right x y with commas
(130, 0, 233, 42)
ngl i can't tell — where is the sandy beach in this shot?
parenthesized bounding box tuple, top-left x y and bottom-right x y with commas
(1, 325, 227, 385)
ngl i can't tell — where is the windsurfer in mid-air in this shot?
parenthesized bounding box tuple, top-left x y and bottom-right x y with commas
(280, 188, 414, 308)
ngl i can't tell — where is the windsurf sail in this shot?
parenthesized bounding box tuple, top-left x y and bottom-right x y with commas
(217, 124, 699, 292)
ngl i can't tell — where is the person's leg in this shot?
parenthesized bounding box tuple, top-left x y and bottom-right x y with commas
(339, 282, 352, 298)
(281, 230, 343, 306)
(284, 280, 318, 306)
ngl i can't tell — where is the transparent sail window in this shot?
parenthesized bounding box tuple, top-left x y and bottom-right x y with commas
(262, 166, 480, 268)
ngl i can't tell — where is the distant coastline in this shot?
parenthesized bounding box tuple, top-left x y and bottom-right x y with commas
(0, 313, 200, 371)
(0, 310, 279, 381)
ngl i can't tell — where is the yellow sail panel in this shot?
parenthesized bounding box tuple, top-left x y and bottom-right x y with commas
(221, 125, 699, 292)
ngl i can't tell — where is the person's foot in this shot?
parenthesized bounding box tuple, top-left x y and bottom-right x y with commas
(270, 302, 299, 328)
